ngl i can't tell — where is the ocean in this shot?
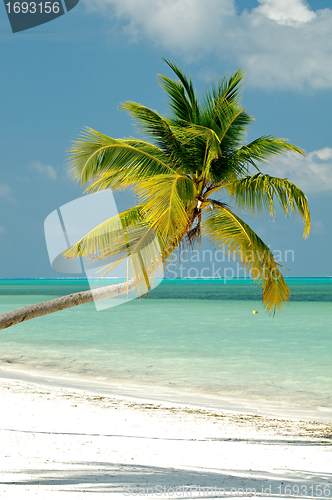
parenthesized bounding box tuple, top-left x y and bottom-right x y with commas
(0, 278, 331, 421)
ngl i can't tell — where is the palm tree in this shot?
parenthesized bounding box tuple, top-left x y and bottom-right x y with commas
(64, 60, 310, 312)
(0, 60, 310, 330)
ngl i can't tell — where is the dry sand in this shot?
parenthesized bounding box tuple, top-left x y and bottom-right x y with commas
(0, 376, 332, 499)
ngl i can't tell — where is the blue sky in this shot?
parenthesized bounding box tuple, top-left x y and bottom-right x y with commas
(0, 0, 331, 278)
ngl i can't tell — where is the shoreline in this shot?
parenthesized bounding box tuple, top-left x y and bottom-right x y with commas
(1, 363, 332, 424)
(0, 374, 332, 499)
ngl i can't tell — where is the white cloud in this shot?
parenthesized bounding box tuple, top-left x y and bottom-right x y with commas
(261, 147, 332, 193)
(29, 161, 57, 181)
(86, 0, 235, 55)
(255, 0, 316, 26)
(240, 5, 332, 89)
(0, 225, 6, 234)
(0, 184, 16, 204)
(84, 0, 332, 90)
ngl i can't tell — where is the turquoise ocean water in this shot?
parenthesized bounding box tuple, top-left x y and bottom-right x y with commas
(0, 278, 331, 420)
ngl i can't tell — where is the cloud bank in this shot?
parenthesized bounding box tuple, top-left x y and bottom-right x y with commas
(84, 0, 332, 90)
(261, 147, 332, 193)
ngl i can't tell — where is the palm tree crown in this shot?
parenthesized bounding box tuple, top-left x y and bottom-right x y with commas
(65, 60, 310, 314)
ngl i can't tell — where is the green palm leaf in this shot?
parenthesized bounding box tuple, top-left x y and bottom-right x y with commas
(202, 206, 291, 314)
(120, 101, 186, 162)
(227, 173, 311, 238)
(200, 69, 253, 152)
(68, 128, 177, 190)
(63, 205, 144, 261)
(160, 59, 200, 123)
(138, 174, 196, 247)
(203, 69, 245, 111)
(232, 136, 305, 169)
(63, 205, 163, 295)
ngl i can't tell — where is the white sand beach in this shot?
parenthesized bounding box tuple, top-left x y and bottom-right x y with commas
(0, 373, 331, 500)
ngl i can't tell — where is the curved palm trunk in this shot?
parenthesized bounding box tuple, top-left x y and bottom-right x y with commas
(0, 279, 136, 331)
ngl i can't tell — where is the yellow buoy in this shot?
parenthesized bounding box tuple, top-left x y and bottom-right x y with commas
(253, 310, 258, 314)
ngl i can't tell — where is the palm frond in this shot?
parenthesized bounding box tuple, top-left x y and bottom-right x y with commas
(202, 69, 245, 120)
(162, 59, 200, 123)
(219, 110, 253, 154)
(213, 69, 245, 106)
(63, 205, 163, 296)
(138, 174, 196, 247)
(205, 136, 305, 191)
(93, 224, 164, 295)
(63, 205, 144, 261)
(166, 122, 221, 177)
(202, 97, 252, 148)
(202, 206, 291, 314)
(120, 102, 185, 162)
(200, 69, 253, 151)
(227, 173, 311, 238)
(68, 128, 177, 190)
(232, 136, 305, 169)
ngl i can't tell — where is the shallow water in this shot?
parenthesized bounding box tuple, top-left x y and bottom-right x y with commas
(0, 278, 331, 419)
